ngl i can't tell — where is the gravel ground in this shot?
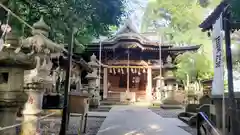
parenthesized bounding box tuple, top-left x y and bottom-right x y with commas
(84, 117, 105, 135)
(149, 108, 197, 135)
(178, 126, 197, 135)
(149, 108, 184, 118)
(16, 116, 105, 135)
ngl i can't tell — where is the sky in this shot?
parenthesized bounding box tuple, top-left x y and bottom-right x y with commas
(123, 0, 148, 31)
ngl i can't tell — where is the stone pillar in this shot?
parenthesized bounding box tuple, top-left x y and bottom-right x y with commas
(21, 83, 45, 135)
(0, 31, 35, 135)
(86, 54, 100, 108)
(167, 84, 174, 99)
(103, 68, 108, 99)
(154, 76, 162, 100)
(146, 67, 152, 100)
(76, 71, 82, 91)
(20, 17, 62, 135)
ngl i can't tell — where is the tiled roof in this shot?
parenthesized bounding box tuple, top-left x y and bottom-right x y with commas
(86, 42, 201, 52)
(199, 1, 228, 32)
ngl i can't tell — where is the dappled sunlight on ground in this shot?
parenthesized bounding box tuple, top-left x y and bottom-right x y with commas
(149, 124, 161, 130)
(96, 106, 191, 135)
(98, 125, 120, 133)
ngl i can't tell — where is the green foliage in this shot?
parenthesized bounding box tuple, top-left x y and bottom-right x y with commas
(175, 51, 214, 83)
(3, 0, 126, 53)
(231, 0, 240, 21)
(141, 0, 221, 83)
(142, 0, 221, 46)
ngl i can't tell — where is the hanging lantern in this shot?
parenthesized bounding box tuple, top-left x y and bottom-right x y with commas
(143, 68, 146, 73)
(113, 68, 116, 75)
(121, 68, 124, 74)
(134, 68, 137, 74)
(138, 69, 141, 75)
(131, 68, 134, 73)
(118, 68, 121, 73)
(109, 68, 112, 73)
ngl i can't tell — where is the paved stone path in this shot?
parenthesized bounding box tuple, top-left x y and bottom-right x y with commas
(97, 106, 192, 135)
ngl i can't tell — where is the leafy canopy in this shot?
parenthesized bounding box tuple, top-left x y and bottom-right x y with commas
(231, 0, 240, 21)
(175, 51, 214, 83)
(3, 0, 126, 53)
(141, 0, 221, 82)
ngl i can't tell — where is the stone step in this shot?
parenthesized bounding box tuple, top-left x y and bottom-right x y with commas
(104, 98, 120, 102)
(178, 114, 197, 127)
(90, 106, 112, 112)
(178, 116, 190, 124)
(101, 100, 130, 105)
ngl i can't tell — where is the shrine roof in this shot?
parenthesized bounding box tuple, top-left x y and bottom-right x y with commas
(88, 19, 201, 52)
(88, 18, 171, 48)
(199, 1, 227, 32)
(86, 43, 201, 52)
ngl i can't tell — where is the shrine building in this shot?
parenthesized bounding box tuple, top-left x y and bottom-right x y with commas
(86, 20, 201, 103)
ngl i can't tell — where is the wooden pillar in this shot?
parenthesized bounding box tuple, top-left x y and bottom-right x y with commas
(146, 67, 152, 100)
(103, 68, 108, 99)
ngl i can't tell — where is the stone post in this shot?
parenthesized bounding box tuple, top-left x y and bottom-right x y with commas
(103, 68, 108, 99)
(85, 54, 100, 108)
(146, 67, 152, 100)
(71, 63, 81, 92)
(0, 31, 35, 135)
(21, 17, 62, 135)
(153, 75, 163, 100)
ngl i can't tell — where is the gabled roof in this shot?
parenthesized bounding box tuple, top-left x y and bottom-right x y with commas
(199, 1, 228, 32)
(115, 18, 139, 35)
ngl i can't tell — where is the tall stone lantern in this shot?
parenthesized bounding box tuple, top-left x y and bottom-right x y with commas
(161, 55, 182, 109)
(21, 17, 62, 135)
(0, 31, 35, 135)
(85, 54, 100, 108)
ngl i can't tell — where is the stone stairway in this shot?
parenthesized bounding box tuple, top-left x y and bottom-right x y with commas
(102, 91, 148, 105)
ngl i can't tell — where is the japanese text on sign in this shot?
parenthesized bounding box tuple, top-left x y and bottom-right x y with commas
(215, 36, 222, 68)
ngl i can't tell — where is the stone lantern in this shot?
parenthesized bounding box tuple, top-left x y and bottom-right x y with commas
(0, 31, 35, 135)
(161, 55, 182, 109)
(21, 17, 62, 135)
(85, 54, 100, 108)
(71, 63, 81, 91)
(164, 55, 176, 99)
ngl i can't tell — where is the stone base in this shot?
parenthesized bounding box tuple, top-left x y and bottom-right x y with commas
(162, 98, 182, 105)
(160, 104, 183, 109)
(89, 99, 100, 109)
(161, 98, 183, 109)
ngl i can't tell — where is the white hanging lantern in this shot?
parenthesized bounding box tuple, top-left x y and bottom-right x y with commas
(121, 68, 124, 74)
(143, 68, 146, 73)
(113, 68, 116, 75)
(131, 68, 134, 73)
(134, 68, 137, 74)
(118, 68, 121, 73)
(138, 69, 141, 75)
(109, 68, 112, 73)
